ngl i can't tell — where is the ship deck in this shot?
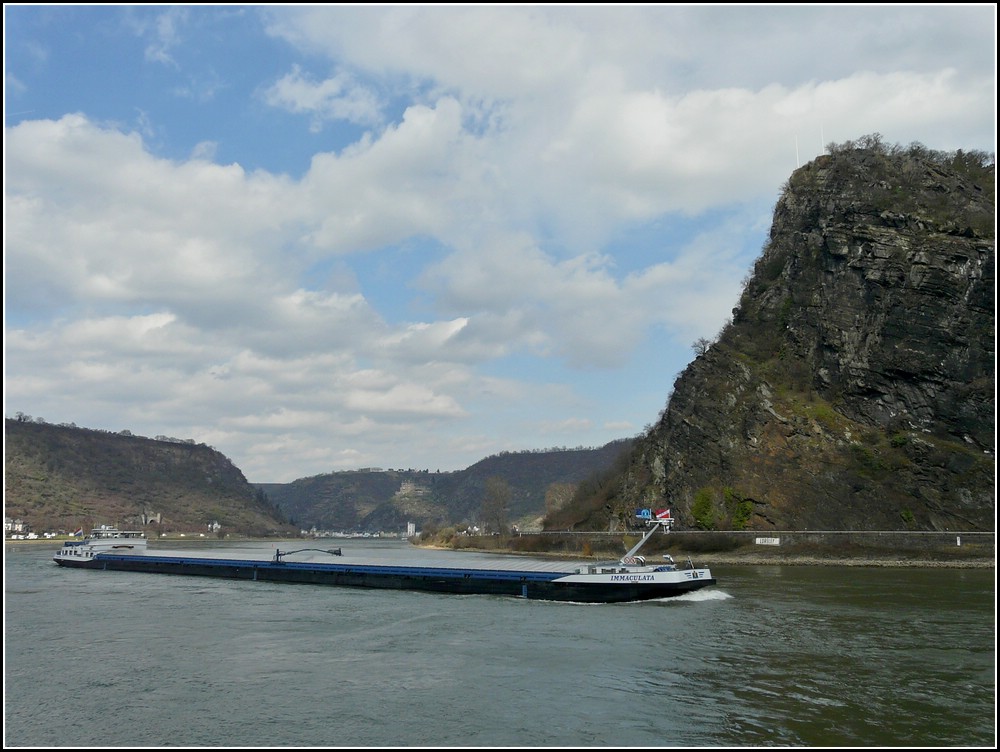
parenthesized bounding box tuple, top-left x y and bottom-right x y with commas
(113, 544, 591, 576)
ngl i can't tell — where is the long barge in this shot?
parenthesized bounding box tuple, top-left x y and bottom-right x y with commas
(54, 523, 715, 603)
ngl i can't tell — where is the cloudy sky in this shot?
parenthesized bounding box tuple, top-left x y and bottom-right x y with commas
(4, 5, 995, 482)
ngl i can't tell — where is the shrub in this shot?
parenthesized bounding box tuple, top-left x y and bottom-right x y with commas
(692, 488, 716, 530)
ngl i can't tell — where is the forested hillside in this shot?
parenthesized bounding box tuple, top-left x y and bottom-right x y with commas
(5, 415, 633, 536)
(258, 439, 634, 532)
(5, 417, 295, 536)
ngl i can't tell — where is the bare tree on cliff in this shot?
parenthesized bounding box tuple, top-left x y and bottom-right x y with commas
(481, 476, 511, 535)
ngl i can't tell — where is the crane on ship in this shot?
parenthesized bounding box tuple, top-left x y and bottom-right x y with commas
(272, 547, 343, 563)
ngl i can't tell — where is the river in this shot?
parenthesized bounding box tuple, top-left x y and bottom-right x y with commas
(4, 540, 995, 747)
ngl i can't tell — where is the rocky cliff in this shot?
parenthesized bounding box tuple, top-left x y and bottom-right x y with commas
(617, 138, 994, 532)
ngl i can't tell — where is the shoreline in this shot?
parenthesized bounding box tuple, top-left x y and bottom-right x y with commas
(9, 537, 995, 569)
(416, 542, 995, 569)
(697, 553, 995, 568)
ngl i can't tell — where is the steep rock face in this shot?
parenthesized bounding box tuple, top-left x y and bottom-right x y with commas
(620, 142, 994, 532)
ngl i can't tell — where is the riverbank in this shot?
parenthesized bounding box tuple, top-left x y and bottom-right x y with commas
(414, 544, 994, 568)
(8, 534, 995, 569)
(694, 552, 995, 568)
(426, 547, 994, 568)
(414, 530, 996, 569)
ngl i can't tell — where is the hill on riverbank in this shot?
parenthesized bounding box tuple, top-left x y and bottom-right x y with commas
(4, 417, 633, 536)
(4, 418, 296, 537)
(256, 439, 634, 532)
(559, 137, 995, 534)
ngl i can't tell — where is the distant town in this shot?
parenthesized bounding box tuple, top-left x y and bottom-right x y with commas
(4, 515, 419, 541)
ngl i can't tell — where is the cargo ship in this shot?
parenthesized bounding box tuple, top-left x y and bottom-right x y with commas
(53, 521, 715, 603)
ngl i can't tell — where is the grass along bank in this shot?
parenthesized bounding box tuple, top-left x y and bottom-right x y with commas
(414, 529, 995, 568)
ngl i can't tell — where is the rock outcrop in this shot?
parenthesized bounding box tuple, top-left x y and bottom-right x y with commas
(618, 138, 994, 532)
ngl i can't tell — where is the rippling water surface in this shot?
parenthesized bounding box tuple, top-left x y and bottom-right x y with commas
(4, 541, 995, 747)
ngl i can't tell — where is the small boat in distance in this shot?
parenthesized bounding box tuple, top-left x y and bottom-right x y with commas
(53, 520, 715, 603)
(55, 526, 148, 563)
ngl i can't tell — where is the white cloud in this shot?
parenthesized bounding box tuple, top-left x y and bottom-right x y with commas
(296, 96, 504, 255)
(263, 64, 384, 129)
(136, 7, 189, 67)
(191, 140, 219, 161)
(5, 115, 306, 315)
(344, 383, 466, 418)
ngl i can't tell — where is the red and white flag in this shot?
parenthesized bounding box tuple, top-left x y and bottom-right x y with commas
(654, 508, 671, 520)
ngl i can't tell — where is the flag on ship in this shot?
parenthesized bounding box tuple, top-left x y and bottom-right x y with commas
(73, 528, 84, 536)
